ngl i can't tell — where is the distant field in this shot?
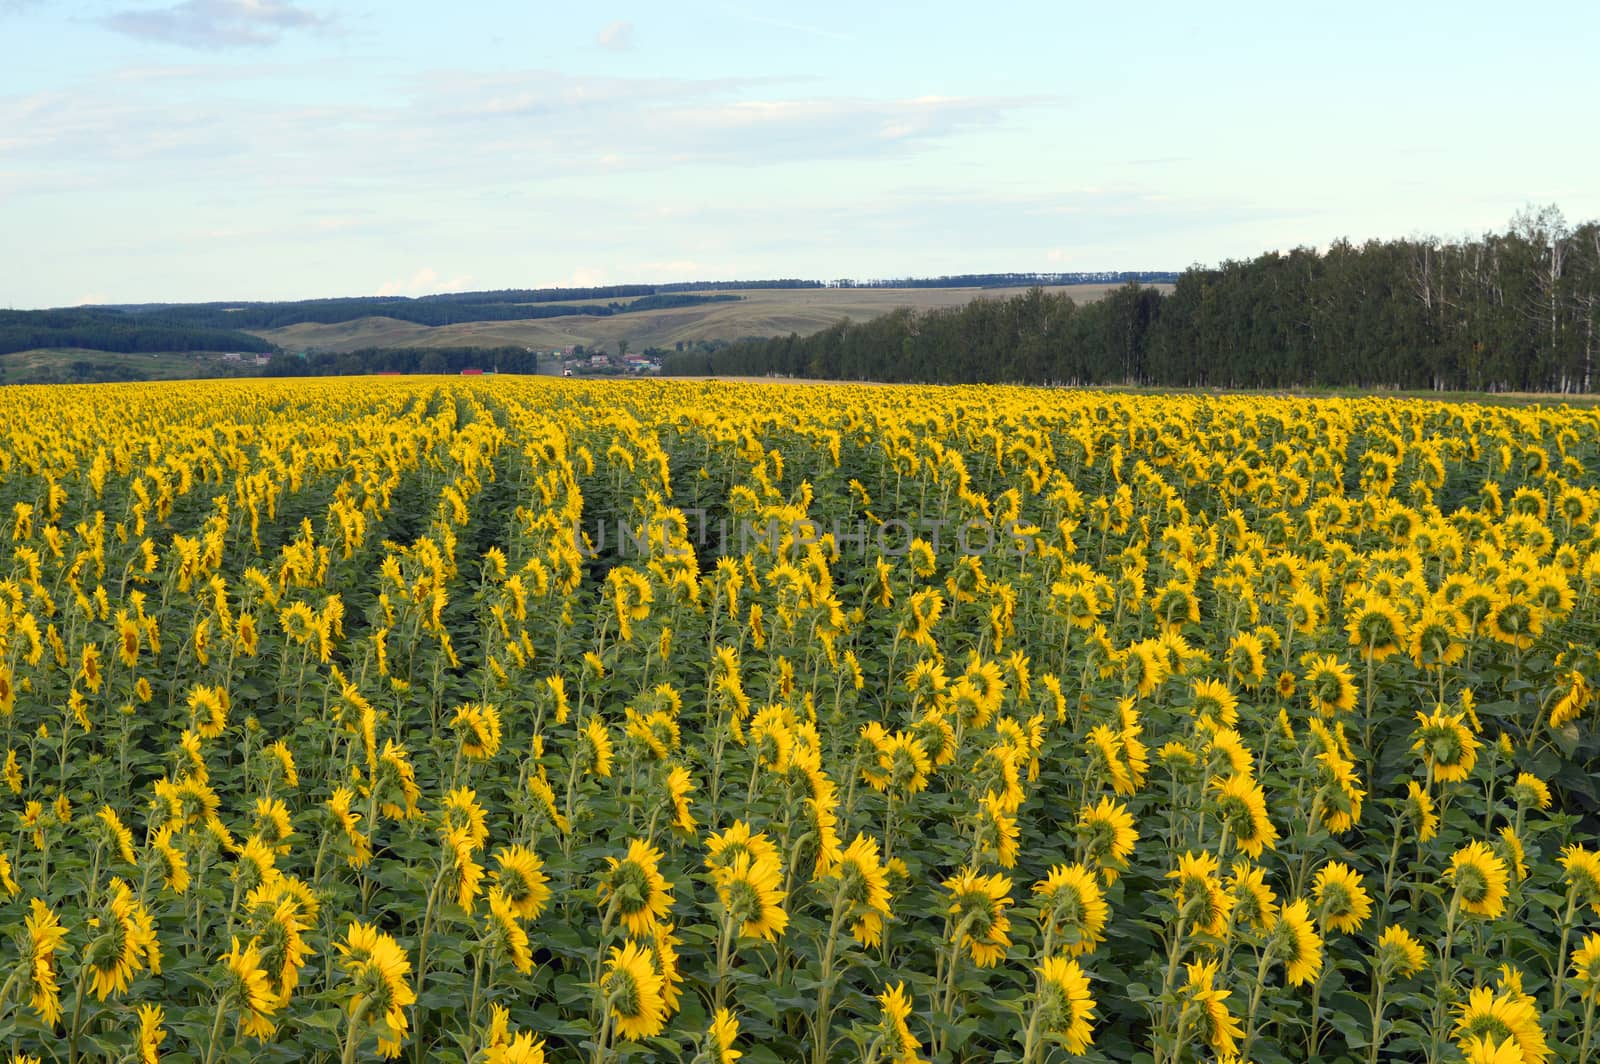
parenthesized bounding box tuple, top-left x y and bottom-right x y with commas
(252, 283, 1161, 354)
(0, 348, 259, 384)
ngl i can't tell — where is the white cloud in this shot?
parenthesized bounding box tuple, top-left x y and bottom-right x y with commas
(537, 267, 608, 289)
(374, 268, 473, 297)
(0, 68, 1048, 188)
(104, 0, 328, 49)
(595, 20, 632, 51)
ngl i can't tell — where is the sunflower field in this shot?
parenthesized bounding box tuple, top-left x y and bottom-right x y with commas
(2, 378, 1600, 1064)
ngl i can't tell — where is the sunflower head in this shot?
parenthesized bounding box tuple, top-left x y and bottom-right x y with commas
(1373, 925, 1428, 979)
(1312, 861, 1372, 934)
(1449, 841, 1510, 919)
(1035, 955, 1096, 1054)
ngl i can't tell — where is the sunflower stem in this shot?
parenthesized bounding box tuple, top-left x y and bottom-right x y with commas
(200, 987, 231, 1064)
(1425, 893, 1461, 1064)
(1365, 974, 1388, 1064)
(1551, 889, 1579, 1018)
(1579, 992, 1598, 1064)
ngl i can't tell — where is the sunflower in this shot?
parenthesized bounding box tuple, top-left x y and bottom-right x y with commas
(1404, 780, 1440, 842)
(608, 566, 653, 642)
(442, 827, 485, 913)
(183, 685, 227, 740)
(1549, 668, 1592, 729)
(644, 922, 684, 1016)
(219, 936, 278, 1039)
(136, 1002, 165, 1063)
(902, 588, 944, 650)
(1561, 845, 1600, 915)
(1123, 639, 1169, 697)
(327, 787, 372, 869)
(1226, 631, 1268, 688)
(1412, 706, 1481, 783)
(1181, 958, 1243, 1057)
(1374, 925, 1427, 979)
(706, 1008, 742, 1064)
(1078, 797, 1139, 884)
(86, 879, 159, 1001)
(664, 764, 697, 834)
(491, 845, 551, 920)
(877, 981, 925, 1063)
(1150, 579, 1200, 634)
(440, 787, 489, 851)
(263, 740, 298, 789)
(1345, 596, 1407, 660)
(580, 718, 614, 778)
(601, 940, 667, 1041)
(1312, 861, 1372, 934)
(485, 1031, 547, 1064)
(1211, 773, 1277, 857)
(1571, 932, 1600, 998)
(971, 791, 1020, 870)
(904, 658, 949, 714)
(1035, 955, 1096, 1054)
(864, 730, 932, 796)
(1408, 605, 1466, 670)
(1486, 593, 1542, 650)
(1511, 772, 1551, 811)
(1303, 654, 1358, 716)
(252, 797, 295, 856)
(1449, 841, 1510, 919)
(1499, 827, 1528, 882)
(21, 898, 68, 1025)
(1189, 679, 1240, 727)
(715, 853, 789, 942)
(801, 771, 845, 880)
(483, 887, 534, 974)
(823, 833, 893, 947)
(1167, 851, 1231, 938)
(625, 707, 681, 761)
(1086, 725, 1135, 796)
(450, 702, 503, 761)
(1228, 861, 1279, 931)
(1032, 863, 1107, 957)
(1117, 700, 1150, 788)
(1459, 1035, 1529, 1064)
(336, 922, 416, 1059)
(96, 806, 137, 865)
(1269, 899, 1324, 986)
(1452, 983, 1547, 1064)
(78, 643, 103, 693)
(598, 839, 675, 938)
(374, 740, 422, 820)
(705, 821, 781, 873)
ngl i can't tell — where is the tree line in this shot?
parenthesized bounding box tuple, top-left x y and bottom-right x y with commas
(0, 309, 274, 356)
(661, 207, 1600, 393)
(262, 346, 543, 377)
(116, 292, 740, 331)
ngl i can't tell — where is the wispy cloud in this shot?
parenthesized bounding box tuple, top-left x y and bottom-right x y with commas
(719, 4, 855, 43)
(595, 20, 632, 51)
(0, 67, 1051, 184)
(103, 0, 329, 49)
(375, 267, 473, 297)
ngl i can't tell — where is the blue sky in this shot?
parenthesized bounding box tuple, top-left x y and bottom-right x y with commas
(2, 0, 1597, 307)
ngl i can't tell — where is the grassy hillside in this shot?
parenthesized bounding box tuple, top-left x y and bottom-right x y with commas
(0, 348, 264, 385)
(253, 284, 1162, 354)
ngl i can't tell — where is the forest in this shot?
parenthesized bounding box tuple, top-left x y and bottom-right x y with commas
(0, 308, 275, 356)
(261, 345, 543, 377)
(662, 208, 1600, 393)
(114, 292, 741, 330)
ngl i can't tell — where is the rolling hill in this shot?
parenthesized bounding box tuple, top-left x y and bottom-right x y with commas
(251, 284, 1161, 354)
